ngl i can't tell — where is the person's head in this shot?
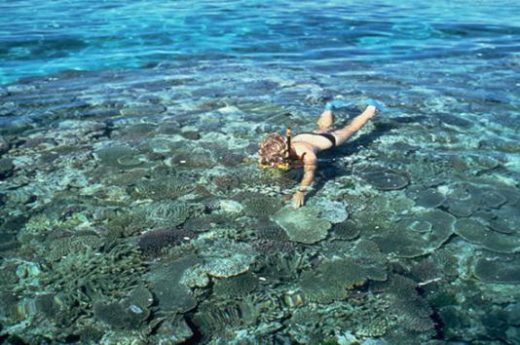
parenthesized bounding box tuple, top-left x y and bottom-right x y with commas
(258, 132, 290, 169)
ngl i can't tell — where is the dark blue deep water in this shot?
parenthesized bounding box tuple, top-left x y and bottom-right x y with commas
(0, 1, 519, 344)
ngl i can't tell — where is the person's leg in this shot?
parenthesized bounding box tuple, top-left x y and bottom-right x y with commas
(316, 109, 335, 131)
(332, 106, 377, 146)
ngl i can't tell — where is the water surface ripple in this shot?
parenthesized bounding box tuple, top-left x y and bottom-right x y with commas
(1, 0, 519, 83)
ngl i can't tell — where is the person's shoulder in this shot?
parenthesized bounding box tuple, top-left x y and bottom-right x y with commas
(302, 149, 317, 164)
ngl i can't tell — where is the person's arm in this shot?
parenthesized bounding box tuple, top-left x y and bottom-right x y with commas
(293, 152, 317, 208)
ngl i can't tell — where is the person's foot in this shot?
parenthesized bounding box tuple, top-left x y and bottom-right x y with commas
(365, 98, 385, 113)
(365, 105, 377, 119)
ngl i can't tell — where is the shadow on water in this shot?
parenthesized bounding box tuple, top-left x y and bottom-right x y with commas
(304, 118, 404, 200)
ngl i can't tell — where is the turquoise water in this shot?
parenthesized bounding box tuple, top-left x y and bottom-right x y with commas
(1, 0, 519, 83)
(1, 1, 520, 344)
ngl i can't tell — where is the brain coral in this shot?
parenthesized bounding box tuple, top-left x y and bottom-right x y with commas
(271, 206, 331, 244)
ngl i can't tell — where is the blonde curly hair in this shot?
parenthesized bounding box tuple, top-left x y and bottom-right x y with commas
(258, 132, 289, 167)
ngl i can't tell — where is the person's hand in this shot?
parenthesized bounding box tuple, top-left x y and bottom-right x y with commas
(292, 191, 305, 208)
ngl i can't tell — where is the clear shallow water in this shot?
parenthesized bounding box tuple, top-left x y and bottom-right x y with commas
(1, 0, 520, 83)
(1, 1, 520, 345)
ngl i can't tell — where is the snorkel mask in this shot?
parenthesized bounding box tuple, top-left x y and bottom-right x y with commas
(258, 128, 292, 171)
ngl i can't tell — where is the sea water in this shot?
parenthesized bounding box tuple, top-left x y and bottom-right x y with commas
(0, 1, 519, 344)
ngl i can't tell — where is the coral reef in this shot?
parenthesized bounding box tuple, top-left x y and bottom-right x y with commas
(271, 206, 331, 244)
(148, 255, 198, 314)
(359, 166, 410, 191)
(453, 218, 520, 253)
(299, 255, 386, 304)
(95, 144, 140, 169)
(192, 299, 258, 342)
(372, 209, 456, 258)
(332, 220, 360, 241)
(406, 186, 446, 208)
(196, 239, 257, 278)
(132, 175, 195, 201)
(42, 243, 146, 304)
(139, 201, 197, 228)
(1, 46, 519, 345)
(473, 254, 520, 284)
(0, 135, 9, 155)
(0, 157, 14, 178)
(42, 231, 104, 262)
(137, 228, 196, 257)
(93, 299, 148, 330)
(213, 272, 259, 298)
(307, 198, 349, 224)
(256, 220, 290, 241)
(242, 193, 284, 219)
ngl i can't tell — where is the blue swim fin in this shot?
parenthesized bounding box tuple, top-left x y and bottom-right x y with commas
(365, 98, 386, 112)
(324, 99, 354, 111)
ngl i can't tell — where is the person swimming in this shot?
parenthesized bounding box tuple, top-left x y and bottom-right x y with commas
(258, 100, 379, 208)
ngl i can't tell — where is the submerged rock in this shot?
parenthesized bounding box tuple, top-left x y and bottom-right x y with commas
(271, 206, 331, 244)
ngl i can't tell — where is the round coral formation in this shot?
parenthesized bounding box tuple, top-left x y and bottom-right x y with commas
(137, 228, 196, 256)
(271, 206, 331, 244)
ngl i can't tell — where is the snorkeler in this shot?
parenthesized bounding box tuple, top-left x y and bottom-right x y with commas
(258, 101, 379, 208)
